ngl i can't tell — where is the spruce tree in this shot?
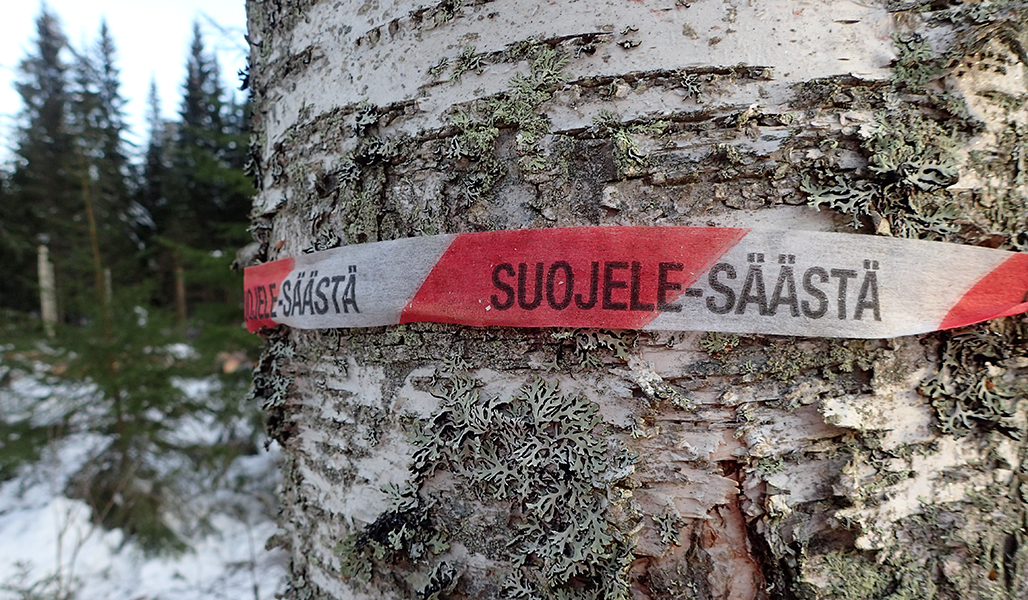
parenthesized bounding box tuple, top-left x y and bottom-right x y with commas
(0, 169, 32, 313)
(170, 22, 253, 252)
(78, 20, 137, 283)
(10, 7, 83, 318)
(93, 21, 133, 237)
(140, 79, 167, 229)
(220, 94, 255, 241)
(156, 23, 254, 318)
(171, 22, 222, 247)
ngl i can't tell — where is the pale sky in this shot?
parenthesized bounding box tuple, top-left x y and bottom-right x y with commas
(0, 0, 249, 159)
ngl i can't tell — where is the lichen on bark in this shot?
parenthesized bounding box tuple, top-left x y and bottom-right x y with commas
(245, 1, 1028, 598)
(335, 371, 638, 599)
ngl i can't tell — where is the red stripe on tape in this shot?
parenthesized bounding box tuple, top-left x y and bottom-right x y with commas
(244, 257, 295, 332)
(400, 226, 748, 329)
(939, 253, 1028, 331)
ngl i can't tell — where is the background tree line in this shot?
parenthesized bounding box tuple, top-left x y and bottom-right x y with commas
(0, 6, 253, 325)
(0, 7, 264, 554)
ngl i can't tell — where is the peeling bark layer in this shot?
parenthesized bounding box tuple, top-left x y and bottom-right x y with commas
(246, 1, 1028, 598)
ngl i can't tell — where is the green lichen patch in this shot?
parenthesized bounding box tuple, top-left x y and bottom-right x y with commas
(803, 111, 963, 239)
(450, 46, 484, 84)
(755, 456, 787, 478)
(799, 173, 875, 229)
(796, 5, 1028, 246)
(445, 108, 504, 204)
(344, 323, 545, 374)
(427, 56, 449, 80)
(488, 54, 566, 170)
(927, 0, 1015, 27)
(810, 550, 938, 600)
(651, 511, 685, 548)
(891, 32, 943, 91)
(818, 551, 894, 600)
(694, 336, 876, 393)
(813, 484, 1028, 600)
(338, 122, 400, 244)
(415, 374, 635, 598)
(431, 0, 465, 26)
(790, 76, 884, 110)
(699, 332, 740, 358)
(353, 100, 380, 136)
(335, 482, 450, 583)
(591, 109, 670, 179)
(439, 42, 573, 202)
(550, 329, 635, 370)
(862, 114, 960, 191)
(920, 318, 1028, 438)
(249, 327, 298, 443)
(337, 371, 638, 599)
(965, 123, 1028, 250)
(572, 65, 768, 109)
(678, 71, 704, 102)
(933, 2, 1028, 73)
(420, 561, 461, 599)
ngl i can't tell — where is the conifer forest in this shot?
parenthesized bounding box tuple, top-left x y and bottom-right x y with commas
(0, 7, 282, 599)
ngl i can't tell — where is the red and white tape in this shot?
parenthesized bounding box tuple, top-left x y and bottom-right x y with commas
(243, 227, 1028, 338)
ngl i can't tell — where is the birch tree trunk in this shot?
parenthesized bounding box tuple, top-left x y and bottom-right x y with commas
(38, 244, 57, 337)
(245, 1, 1028, 598)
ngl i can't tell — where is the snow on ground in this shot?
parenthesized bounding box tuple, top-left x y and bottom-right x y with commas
(0, 365, 287, 600)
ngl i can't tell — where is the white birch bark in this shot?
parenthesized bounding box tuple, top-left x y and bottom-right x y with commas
(245, 1, 1028, 598)
(38, 244, 57, 337)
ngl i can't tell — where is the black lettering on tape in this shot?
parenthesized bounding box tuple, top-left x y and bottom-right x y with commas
(491, 263, 516, 310)
(736, 265, 769, 316)
(314, 277, 330, 315)
(801, 267, 829, 319)
(630, 261, 655, 312)
(546, 261, 574, 310)
(657, 262, 684, 312)
(855, 269, 881, 321)
(830, 268, 857, 320)
(292, 275, 304, 316)
(706, 263, 736, 314)
(574, 262, 599, 310)
(603, 262, 629, 311)
(268, 283, 278, 318)
(330, 276, 346, 313)
(518, 263, 544, 310)
(769, 266, 799, 317)
(281, 280, 293, 317)
(301, 278, 315, 316)
(244, 288, 254, 320)
(341, 267, 360, 314)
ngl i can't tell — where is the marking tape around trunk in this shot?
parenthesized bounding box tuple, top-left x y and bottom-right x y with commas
(243, 226, 1028, 338)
